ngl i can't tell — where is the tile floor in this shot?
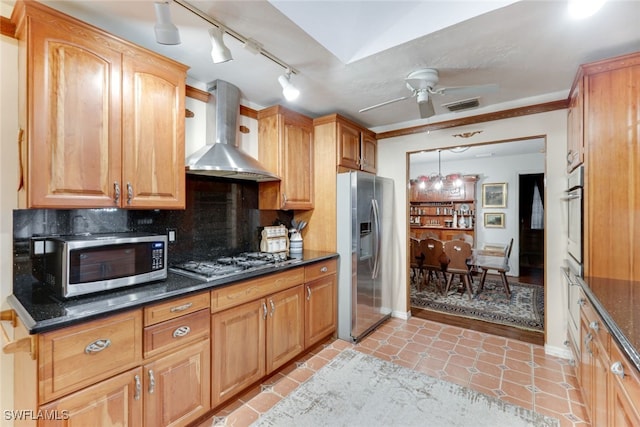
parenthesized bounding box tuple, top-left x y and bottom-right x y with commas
(197, 317, 590, 427)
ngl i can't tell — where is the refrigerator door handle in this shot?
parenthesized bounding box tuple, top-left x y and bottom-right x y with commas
(372, 198, 381, 279)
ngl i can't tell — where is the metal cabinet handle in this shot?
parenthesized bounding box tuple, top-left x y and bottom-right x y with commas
(262, 302, 268, 320)
(172, 326, 191, 338)
(134, 375, 141, 400)
(126, 182, 133, 205)
(306, 285, 311, 301)
(282, 193, 288, 208)
(170, 302, 193, 313)
(611, 361, 625, 379)
(584, 333, 593, 355)
(114, 182, 121, 205)
(589, 321, 599, 332)
(320, 266, 328, 273)
(85, 338, 111, 354)
(578, 298, 586, 307)
(270, 299, 275, 317)
(148, 369, 155, 394)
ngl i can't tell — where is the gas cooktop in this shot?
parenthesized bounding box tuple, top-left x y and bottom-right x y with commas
(169, 252, 301, 282)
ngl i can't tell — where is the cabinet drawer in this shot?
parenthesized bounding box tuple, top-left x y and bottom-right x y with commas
(580, 298, 609, 351)
(39, 310, 142, 403)
(144, 309, 210, 358)
(211, 268, 304, 313)
(304, 259, 337, 282)
(144, 292, 210, 326)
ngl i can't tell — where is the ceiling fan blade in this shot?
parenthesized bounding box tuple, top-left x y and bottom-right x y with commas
(436, 83, 499, 97)
(359, 96, 411, 113)
(418, 98, 435, 119)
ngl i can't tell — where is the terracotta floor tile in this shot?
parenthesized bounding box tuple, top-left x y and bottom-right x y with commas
(202, 316, 588, 427)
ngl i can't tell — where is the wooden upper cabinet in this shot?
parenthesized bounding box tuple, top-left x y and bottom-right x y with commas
(258, 105, 314, 210)
(122, 54, 185, 209)
(336, 118, 377, 173)
(13, 1, 187, 209)
(566, 75, 584, 173)
(582, 52, 640, 280)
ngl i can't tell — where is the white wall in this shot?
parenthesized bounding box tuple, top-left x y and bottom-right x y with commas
(411, 150, 546, 277)
(1, 1, 19, 421)
(377, 111, 569, 356)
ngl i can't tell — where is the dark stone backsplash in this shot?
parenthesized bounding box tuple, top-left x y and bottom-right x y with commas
(13, 175, 292, 290)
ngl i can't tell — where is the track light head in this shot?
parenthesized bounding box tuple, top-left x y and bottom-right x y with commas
(278, 69, 299, 101)
(154, 1, 181, 45)
(209, 27, 233, 64)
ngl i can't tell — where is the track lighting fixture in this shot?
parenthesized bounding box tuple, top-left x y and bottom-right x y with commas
(209, 27, 233, 64)
(278, 69, 300, 101)
(153, 1, 181, 45)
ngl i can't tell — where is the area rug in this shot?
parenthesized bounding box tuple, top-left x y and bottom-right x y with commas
(251, 349, 558, 427)
(410, 276, 544, 332)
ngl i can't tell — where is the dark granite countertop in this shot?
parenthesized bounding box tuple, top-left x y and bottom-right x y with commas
(577, 274, 640, 373)
(8, 250, 338, 334)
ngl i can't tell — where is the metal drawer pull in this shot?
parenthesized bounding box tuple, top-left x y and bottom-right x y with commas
(262, 302, 268, 320)
(306, 285, 312, 301)
(578, 298, 586, 307)
(170, 302, 193, 313)
(320, 266, 328, 273)
(270, 299, 275, 317)
(148, 370, 155, 394)
(611, 361, 625, 379)
(85, 338, 111, 354)
(134, 375, 141, 400)
(173, 326, 191, 338)
(589, 320, 599, 332)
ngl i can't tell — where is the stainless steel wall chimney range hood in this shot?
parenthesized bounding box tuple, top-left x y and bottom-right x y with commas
(185, 80, 280, 182)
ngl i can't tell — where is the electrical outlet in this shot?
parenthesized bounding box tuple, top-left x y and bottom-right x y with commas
(167, 228, 177, 243)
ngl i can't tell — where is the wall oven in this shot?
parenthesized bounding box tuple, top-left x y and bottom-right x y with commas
(566, 165, 583, 273)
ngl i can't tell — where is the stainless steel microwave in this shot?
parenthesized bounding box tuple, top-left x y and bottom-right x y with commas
(32, 232, 167, 298)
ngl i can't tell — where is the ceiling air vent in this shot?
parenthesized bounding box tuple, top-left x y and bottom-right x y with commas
(443, 97, 480, 112)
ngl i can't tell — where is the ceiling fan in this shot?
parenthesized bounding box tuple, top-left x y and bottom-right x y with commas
(359, 68, 498, 119)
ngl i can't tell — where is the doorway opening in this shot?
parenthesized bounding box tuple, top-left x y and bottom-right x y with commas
(408, 139, 545, 345)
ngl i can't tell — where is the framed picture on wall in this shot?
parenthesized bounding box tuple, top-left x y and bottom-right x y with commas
(484, 212, 505, 228)
(482, 183, 507, 208)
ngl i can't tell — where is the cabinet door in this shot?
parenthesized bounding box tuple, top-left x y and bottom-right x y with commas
(26, 15, 122, 208)
(121, 54, 186, 209)
(608, 342, 640, 426)
(337, 121, 361, 170)
(585, 61, 640, 279)
(266, 285, 305, 373)
(567, 78, 584, 172)
(360, 131, 377, 173)
(39, 368, 143, 427)
(211, 300, 265, 407)
(304, 275, 336, 348)
(280, 113, 314, 210)
(143, 339, 210, 427)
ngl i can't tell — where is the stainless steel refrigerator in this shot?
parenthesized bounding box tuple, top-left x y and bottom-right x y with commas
(337, 171, 393, 342)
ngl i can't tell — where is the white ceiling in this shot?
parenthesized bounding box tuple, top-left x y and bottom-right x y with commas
(19, 1, 640, 132)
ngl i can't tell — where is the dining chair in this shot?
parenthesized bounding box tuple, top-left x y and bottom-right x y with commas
(420, 238, 447, 294)
(442, 240, 474, 299)
(476, 238, 514, 298)
(453, 233, 473, 246)
(410, 238, 425, 289)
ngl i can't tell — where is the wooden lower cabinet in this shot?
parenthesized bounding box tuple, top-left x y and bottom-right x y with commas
(304, 274, 337, 348)
(575, 294, 640, 426)
(143, 339, 210, 427)
(211, 299, 266, 407)
(211, 285, 304, 407)
(39, 367, 143, 427)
